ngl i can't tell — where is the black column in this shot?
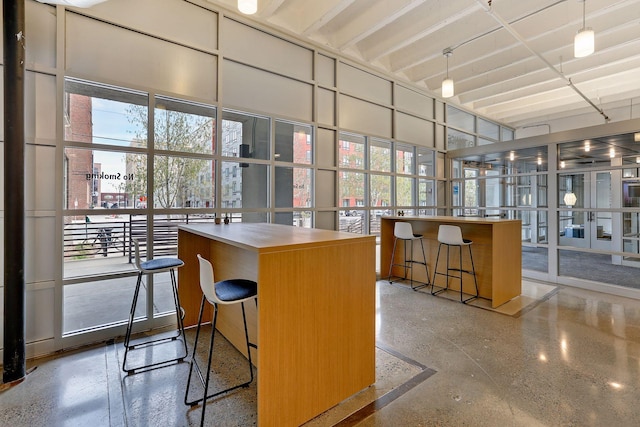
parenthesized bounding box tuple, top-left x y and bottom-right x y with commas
(3, 0, 26, 384)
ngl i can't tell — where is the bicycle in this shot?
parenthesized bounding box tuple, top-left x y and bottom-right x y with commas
(79, 228, 123, 257)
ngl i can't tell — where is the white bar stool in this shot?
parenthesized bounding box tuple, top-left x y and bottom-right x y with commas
(122, 239, 188, 373)
(184, 254, 258, 427)
(387, 221, 430, 290)
(431, 224, 479, 303)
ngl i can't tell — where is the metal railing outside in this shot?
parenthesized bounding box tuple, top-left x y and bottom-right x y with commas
(63, 214, 218, 263)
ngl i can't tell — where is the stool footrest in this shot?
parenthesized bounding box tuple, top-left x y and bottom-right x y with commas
(431, 239, 479, 304)
(185, 357, 253, 407)
(125, 331, 183, 350)
(387, 233, 430, 291)
(430, 284, 479, 303)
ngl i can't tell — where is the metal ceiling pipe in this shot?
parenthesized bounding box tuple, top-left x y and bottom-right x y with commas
(475, 0, 609, 122)
(3, 0, 26, 385)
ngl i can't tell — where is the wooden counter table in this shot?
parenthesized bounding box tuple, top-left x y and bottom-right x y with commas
(381, 216, 522, 308)
(178, 223, 376, 426)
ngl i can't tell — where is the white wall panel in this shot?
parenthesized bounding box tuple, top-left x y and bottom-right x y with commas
(222, 18, 312, 82)
(24, 145, 56, 212)
(338, 63, 391, 106)
(436, 124, 446, 151)
(437, 153, 446, 179)
(223, 61, 312, 122)
(316, 54, 335, 87)
(317, 88, 335, 126)
(396, 85, 434, 119)
(436, 101, 445, 123)
(2, 70, 56, 143)
(316, 211, 336, 231)
(25, 144, 37, 212)
(316, 170, 335, 208)
(77, 0, 218, 53)
(396, 112, 434, 148)
(66, 13, 217, 101)
(26, 72, 56, 143)
(26, 283, 55, 347)
(316, 128, 335, 168)
(339, 94, 392, 138)
(26, 0, 57, 69)
(25, 217, 56, 284)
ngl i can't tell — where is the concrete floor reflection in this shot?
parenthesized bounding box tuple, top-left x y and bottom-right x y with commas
(1, 280, 639, 426)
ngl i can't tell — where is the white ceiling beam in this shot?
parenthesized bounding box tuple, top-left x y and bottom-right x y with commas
(336, 0, 426, 51)
(260, 0, 287, 16)
(301, 0, 356, 37)
(367, 4, 481, 63)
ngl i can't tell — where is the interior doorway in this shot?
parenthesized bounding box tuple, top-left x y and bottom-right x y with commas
(558, 171, 612, 251)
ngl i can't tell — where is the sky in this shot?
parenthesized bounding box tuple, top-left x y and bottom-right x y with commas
(91, 98, 143, 192)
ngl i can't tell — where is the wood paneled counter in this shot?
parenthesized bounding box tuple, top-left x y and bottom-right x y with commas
(381, 216, 522, 307)
(178, 223, 376, 426)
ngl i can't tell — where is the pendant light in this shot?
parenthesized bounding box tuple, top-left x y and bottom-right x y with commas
(574, 0, 594, 58)
(442, 48, 454, 99)
(238, 0, 257, 15)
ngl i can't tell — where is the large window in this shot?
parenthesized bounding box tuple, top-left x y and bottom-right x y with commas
(338, 132, 437, 234)
(273, 121, 314, 227)
(445, 104, 513, 148)
(63, 82, 322, 338)
(221, 110, 270, 160)
(63, 78, 217, 336)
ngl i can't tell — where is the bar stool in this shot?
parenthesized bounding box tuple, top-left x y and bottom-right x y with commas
(431, 224, 479, 303)
(122, 239, 187, 374)
(185, 254, 258, 427)
(387, 221, 430, 290)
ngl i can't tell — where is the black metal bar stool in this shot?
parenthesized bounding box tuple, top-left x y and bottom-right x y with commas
(122, 239, 187, 374)
(431, 224, 479, 303)
(184, 254, 258, 427)
(387, 221, 430, 290)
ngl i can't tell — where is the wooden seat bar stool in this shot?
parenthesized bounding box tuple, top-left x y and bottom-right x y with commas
(184, 254, 258, 427)
(122, 239, 188, 374)
(431, 224, 479, 303)
(387, 221, 430, 290)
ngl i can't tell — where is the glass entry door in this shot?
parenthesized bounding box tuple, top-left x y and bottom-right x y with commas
(559, 171, 612, 250)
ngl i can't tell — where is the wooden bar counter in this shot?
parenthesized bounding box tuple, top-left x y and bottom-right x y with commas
(178, 223, 376, 426)
(381, 216, 522, 308)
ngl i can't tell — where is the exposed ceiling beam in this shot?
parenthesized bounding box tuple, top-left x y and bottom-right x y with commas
(475, 0, 609, 122)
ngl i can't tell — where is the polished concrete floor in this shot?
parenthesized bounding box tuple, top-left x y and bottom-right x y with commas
(2, 279, 640, 426)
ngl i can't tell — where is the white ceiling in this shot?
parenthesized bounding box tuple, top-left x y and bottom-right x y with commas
(204, 0, 640, 129)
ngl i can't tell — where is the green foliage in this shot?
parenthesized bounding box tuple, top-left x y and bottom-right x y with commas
(126, 105, 214, 208)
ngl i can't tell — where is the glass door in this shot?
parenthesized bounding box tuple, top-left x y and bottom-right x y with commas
(592, 171, 613, 251)
(558, 172, 612, 250)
